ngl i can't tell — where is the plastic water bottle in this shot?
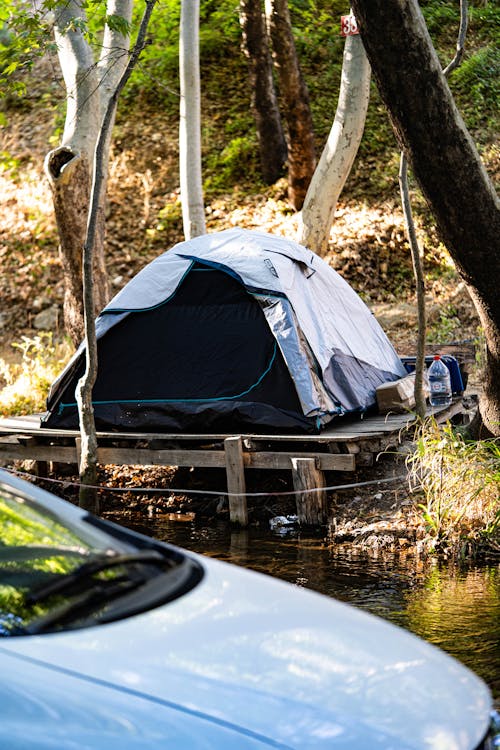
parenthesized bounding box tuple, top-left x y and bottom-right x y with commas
(427, 355, 452, 407)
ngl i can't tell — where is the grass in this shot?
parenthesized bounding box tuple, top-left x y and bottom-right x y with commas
(0, 333, 73, 416)
(407, 418, 500, 558)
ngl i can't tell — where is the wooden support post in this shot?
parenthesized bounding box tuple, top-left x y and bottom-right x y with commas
(26, 459, 48, 478)
(291, 457, 327, 526)
(75, 437, 81, 468)
(35, 460, 48, 478)
(224, 436, 248, 526)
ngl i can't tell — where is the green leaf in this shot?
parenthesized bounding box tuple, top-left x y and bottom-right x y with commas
(105, 14, 132, 36)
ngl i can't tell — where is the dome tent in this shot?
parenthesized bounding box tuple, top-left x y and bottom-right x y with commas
(42, 228, 406, 433)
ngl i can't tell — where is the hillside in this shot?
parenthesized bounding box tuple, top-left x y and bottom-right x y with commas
(1, 0, 498, 379)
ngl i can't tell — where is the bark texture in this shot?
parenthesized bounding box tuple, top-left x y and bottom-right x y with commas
(266, 0, 316, 209)
(45, 148, 107, 344)
(44, 0, 132, 345)
(351, 0, 500, 435)
(298, 34, 370, 255)
(179, 0, 206, 239)
(239, 0, 287, 184)
(77, 0, 157, 511)
(399, 153, 427, 418)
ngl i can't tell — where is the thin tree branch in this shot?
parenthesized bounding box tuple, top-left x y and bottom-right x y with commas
(400, 0, 468, 419)
(76, 0, 157, 511)
(443, 0, 468, 77)
(399, 152, 427, 418)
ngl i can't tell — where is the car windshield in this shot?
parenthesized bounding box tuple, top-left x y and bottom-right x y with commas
(0, 481, 202, 636)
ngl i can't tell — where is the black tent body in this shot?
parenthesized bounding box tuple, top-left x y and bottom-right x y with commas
(44, 266, 312, 433)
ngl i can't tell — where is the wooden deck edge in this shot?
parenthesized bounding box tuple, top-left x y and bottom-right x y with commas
(0, 411, 422, 444)
(0, 442, 356, 472)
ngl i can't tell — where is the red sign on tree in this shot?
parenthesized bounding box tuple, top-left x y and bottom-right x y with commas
(340, 14, 359, 36)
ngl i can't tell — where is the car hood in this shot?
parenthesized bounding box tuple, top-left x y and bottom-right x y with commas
(0, 554, 491, 749)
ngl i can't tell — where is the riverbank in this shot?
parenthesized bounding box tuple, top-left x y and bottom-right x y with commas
(7, 450, 421, 551)
(3, 392, 480, 559)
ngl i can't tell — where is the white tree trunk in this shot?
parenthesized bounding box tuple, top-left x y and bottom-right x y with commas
(48, 0, 132, 161)
(179, 0, 206, 239)
(52, 0, 100, 154)
(96, 0, 134, 177)
(298, 34, 370, 255)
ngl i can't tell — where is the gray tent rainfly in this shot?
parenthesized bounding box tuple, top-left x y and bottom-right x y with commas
(43, 228, 406, 433)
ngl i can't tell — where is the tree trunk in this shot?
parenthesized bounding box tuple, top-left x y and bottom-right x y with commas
(298, 33, 370, 255)
(44, 0, 132, 345)
(467, 290, 500, 436)
(179, 0, 206, 239)
(265, 0, 316, 209)
(239, 0, 287, 184)
(350, 0, 500, 436)
(77, 0, 157, 512)
(44, 148, 108, 345)
(44, 149, 90, 344)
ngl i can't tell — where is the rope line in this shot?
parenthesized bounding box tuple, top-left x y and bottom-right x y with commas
(4, 467, 409, 499)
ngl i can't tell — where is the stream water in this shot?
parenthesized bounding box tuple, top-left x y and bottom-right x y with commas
(111, 512, 500, 701)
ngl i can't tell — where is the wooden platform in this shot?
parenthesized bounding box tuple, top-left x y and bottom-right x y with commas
(0, 402, 463, 526)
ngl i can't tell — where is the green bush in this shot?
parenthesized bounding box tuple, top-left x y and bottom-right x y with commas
(407, 419, 500, 557)
(0, 334, 73, 417)
(204, 135, 262, 196)
(451, 45, 500, 131)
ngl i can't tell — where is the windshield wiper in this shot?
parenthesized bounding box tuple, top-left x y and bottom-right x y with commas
(21, 576, 144, 635)
(25, 549, 171, 605)
(20, 552, 200, 636)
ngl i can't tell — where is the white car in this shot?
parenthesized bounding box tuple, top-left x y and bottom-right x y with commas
(0, 468, 497, 749)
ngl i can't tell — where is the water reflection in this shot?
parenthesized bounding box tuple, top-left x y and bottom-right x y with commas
(108, 513, 500, 700)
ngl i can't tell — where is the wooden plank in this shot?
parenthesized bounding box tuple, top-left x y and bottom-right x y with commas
(363, 423, 408, 432)
(224, 437, 248, 526)
(0, 402, 458, 445)
(291, 458, 327, 525)
(0, 425, 361, 445)
(0, 436, 29, 445)
(0, 441, 353, 472)
(95, 447, 227, 468)
(354, 427, 405, 436)
(0, 434, 39, 446)
(74, 437, 82, 472)
(0, 415, 387, 444)
(0, 402, 461, 476)
(247, 452, 355, 471)
(328, 418, 412, 434)
(432, 399, 465, 423)
(16, 436, 43, 448)
(0, 415, 43, 430)
(344, 443, 360, 454)
(323, 426, 388, 438)
(0, 444, 78, 463)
